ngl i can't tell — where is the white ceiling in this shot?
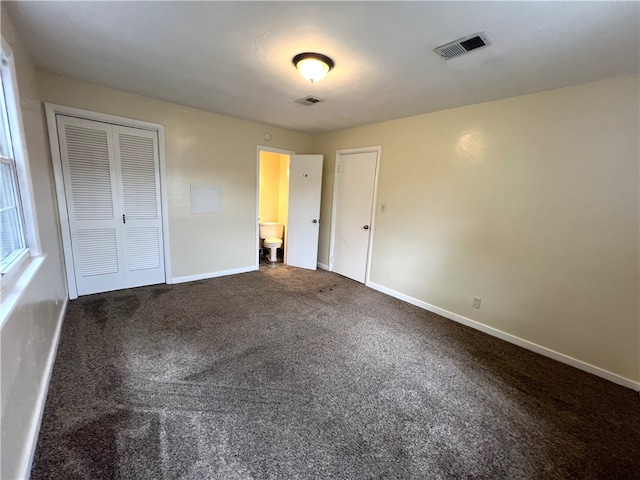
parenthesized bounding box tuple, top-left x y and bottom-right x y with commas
(5, 1, 639, 134)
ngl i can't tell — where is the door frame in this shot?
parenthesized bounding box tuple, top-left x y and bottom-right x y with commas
(255, 145, 295, 268)
(45, 103, 171, 299)
(329, 146, 382, 285)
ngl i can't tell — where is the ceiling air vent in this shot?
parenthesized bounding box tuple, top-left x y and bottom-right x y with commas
(434, 32, 490, 59)
(295, 95, 324, 106)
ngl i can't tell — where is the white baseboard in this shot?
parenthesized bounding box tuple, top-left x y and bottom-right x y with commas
(366, 281, 640, 392)
(317, 262, 329, 271)
(171, 265, 258, 284)
(18, 298, 68, 480)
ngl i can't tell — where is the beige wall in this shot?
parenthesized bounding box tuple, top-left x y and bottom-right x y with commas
(313, 74, 640, 383)
(259, 151, 281, 222)
(37, 72, 312, 279)
(0, 11, 68, 480)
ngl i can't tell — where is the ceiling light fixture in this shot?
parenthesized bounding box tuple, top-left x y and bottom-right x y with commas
(292, 52, 334, 83)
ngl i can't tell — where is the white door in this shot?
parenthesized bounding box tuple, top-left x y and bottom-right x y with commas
(331, 151, 378, 283)
(57, 116, 125, 295)
(286, 154, 323, 270)
(113, 125, 165, 289)
(57, 115, 165, 296)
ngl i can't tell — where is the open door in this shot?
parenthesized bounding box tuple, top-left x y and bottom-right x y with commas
(286, 154, 323, 270)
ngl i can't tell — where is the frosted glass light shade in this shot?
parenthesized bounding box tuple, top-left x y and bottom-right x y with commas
(293, 53, 334, 83)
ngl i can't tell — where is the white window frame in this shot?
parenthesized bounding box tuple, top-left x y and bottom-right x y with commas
(0, 37, 42, 307)
(0, 154, 29, 276)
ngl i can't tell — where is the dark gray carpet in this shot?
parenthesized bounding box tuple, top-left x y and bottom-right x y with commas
(32, 265, 640, 479)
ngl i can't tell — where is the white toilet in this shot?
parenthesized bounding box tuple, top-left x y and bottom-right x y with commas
(259, 222, 284, 263)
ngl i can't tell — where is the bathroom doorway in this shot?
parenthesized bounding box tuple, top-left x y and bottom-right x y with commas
(256, 147, 323, 270)
(258, 147, 292, 265)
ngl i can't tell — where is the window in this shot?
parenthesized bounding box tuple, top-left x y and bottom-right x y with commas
(0, 63, 29, 277)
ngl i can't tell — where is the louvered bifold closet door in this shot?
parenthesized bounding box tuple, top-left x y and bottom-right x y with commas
(112, 125, 165, 289)
(57, 115, 126, 295)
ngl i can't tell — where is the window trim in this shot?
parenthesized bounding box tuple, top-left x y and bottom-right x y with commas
(0, 36, 41, 292)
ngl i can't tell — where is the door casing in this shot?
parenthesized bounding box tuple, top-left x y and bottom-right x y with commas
(45, 103, 171, 299)
(329, 146, 382, 285)
(256, 147, 323, 270)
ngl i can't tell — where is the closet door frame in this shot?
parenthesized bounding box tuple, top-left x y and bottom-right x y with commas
(45, 103, 171, 300)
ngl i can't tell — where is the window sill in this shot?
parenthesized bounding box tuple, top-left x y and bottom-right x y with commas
(1, 248, 30, 284)
(0, 255, 46, 330)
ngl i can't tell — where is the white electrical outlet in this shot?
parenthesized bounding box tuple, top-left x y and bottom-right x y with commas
(472, 297, 482, 309)
(380, 203, 386, 213)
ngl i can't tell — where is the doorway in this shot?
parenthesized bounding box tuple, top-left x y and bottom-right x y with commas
(258, 148, 291, 265)
(256, 147, 323, 270)
(329, 146, 381, 283)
